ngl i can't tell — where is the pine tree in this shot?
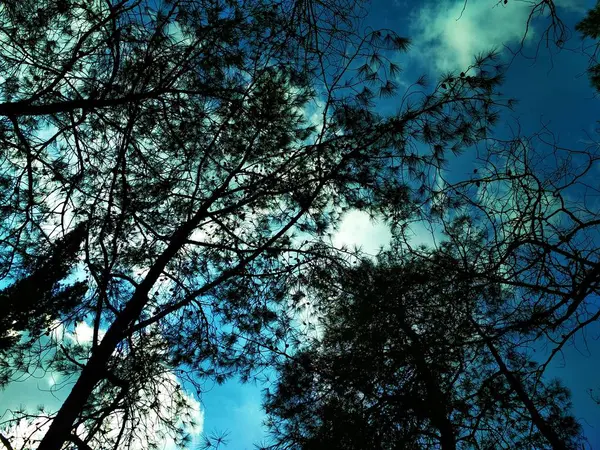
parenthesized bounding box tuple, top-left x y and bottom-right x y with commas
(263, 245, 583, 449)
(576, 1, 600, 91)
(0, 1, 508, 448)
(0, 222, 87, 352)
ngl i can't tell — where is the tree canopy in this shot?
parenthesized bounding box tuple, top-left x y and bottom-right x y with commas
(1, 0, 600, 449)
(576, 0, 600, 91)
(0, 0, 508, 449)
(263, 243, 583, 449)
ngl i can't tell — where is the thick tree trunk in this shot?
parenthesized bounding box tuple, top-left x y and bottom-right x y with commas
(37, 205, 208, 450)
(399, 321, 457, 450)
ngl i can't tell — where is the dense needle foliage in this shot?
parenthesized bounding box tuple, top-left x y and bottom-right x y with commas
(1, 0, 599, 449)
(264, 243, 583, 449)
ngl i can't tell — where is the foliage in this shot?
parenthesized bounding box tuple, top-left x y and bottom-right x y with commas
(0, 0, 508, 449)
(576, 0, 600, 91)
(263, 246, 583, 449)
(0, 223, 87, 353)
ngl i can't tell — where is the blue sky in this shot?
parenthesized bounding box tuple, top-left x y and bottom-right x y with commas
(2, 0, 600, 448)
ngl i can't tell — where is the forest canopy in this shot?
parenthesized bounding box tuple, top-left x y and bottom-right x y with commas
(0, 0, 599, 449)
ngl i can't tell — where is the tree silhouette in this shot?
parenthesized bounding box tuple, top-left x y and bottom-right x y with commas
(387, 118, 600, 446)
(262, 3, 600, 448)
(0, 222, 87, 353)
(263, 244, 583, 449)
(0, 0, 509, 448)
(576, 1, 600, 91)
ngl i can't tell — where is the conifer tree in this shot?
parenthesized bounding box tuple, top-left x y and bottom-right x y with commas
(0, 1, 508, 448)
(263, 244, 583, 449)
(0, 222, 87, 352)
(576, 0, 600, 91)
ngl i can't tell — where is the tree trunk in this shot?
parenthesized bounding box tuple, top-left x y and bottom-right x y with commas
(37, 205, 210, 450)
(399, 320, 457, 450)
(472, 319, 567, 450)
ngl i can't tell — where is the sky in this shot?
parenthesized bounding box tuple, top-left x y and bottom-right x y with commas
(2, 0, 600, 448)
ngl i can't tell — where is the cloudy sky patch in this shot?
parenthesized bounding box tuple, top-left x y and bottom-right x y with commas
(409, 0, 535, 73)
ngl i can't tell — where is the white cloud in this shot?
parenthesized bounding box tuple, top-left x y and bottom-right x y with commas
(409, 0, 536, 73)
(69, 321, 96, 344)
(409, 0, 590, 75)
(87, 370, 204, 450)
(1, 374, 204, 450)
(402, 220, 443, 249)
(332, 209, 392, 256)
(2, 416, 53, 450)
(1, 322, 204, 449)
(47, 372, 60, 388)
(301, 97, 327, 134)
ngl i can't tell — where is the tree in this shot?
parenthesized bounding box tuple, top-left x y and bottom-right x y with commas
(576, 0, 600, 91)
(263, 3, 600, 448)
(0, 0, 508, 449)
(263, 243, 583, 449)
(441, 2, 600, 435)
(386, 118, 600, 446)
(418, 127, 600, 361)
(0, 222, 87, 353)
